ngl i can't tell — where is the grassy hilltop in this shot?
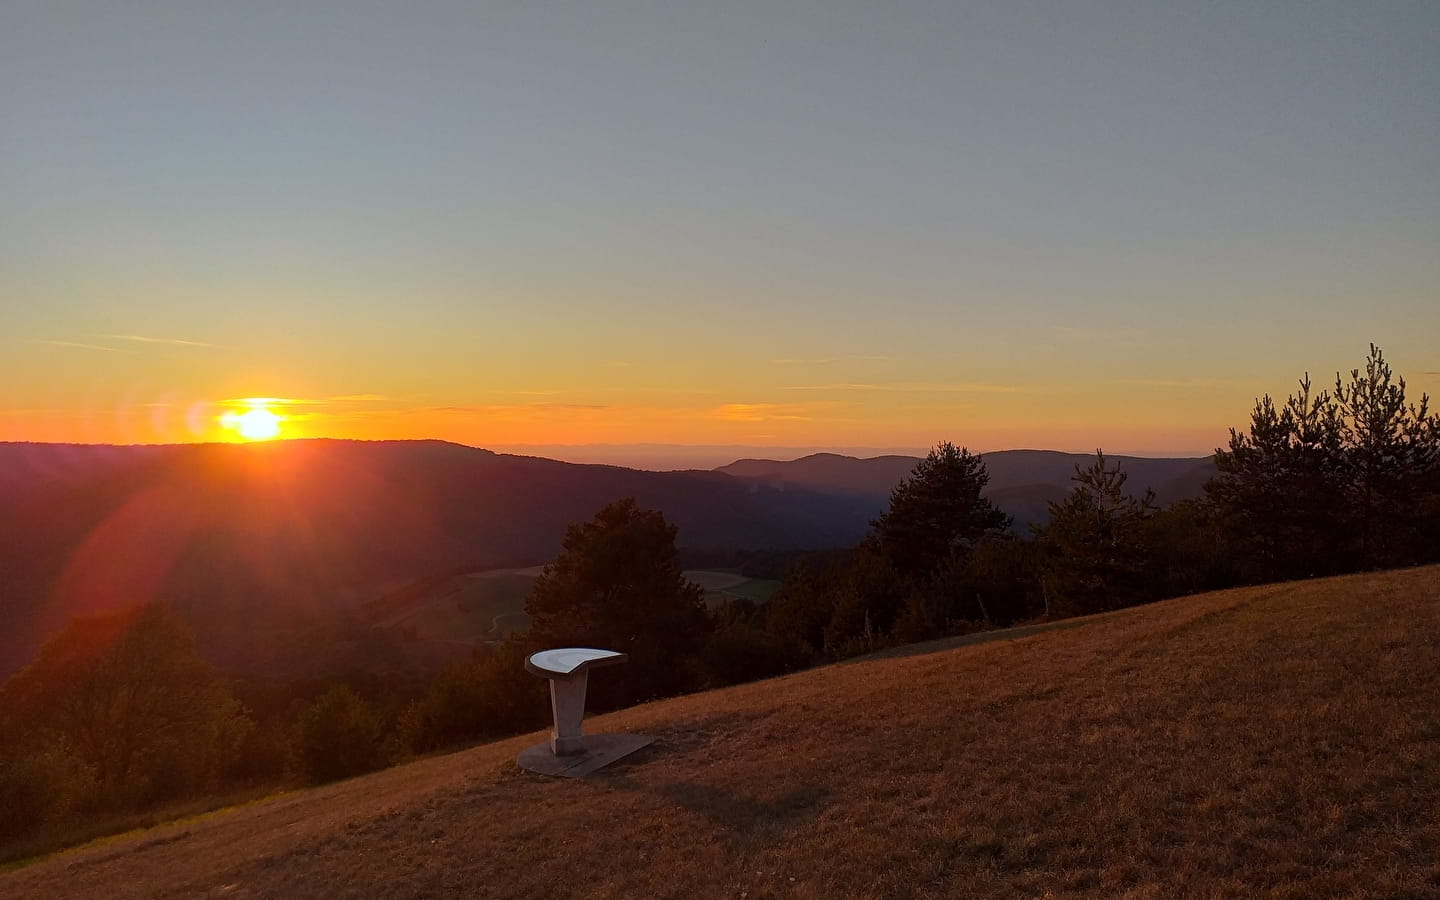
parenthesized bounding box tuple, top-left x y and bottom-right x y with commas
(5, 567, 1438, 899)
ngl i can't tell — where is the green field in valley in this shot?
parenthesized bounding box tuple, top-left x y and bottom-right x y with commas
(376, 567, 779, 643)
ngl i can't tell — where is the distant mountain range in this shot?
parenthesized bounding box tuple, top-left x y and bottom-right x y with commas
(0, 441, 1213, 679)
(717, 449, 1215, 527)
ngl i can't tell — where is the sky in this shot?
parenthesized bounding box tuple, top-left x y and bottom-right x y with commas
(3, 1, 1437, 466)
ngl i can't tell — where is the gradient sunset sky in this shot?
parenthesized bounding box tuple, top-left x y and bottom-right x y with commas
(4, 2, 1437, 464)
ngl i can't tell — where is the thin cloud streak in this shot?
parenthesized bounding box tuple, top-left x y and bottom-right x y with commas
(33, 340, 134, 353)
(429, 403, 611, 413)
(711, 403, 814, 422)
(94, 334, 217, 348)
(784, 382, 1035, 394)
(1115, 378, 1257, 389)
(323, 394, 403, 404)
(771, 355, 891, 365)
(218, 397, 315, 406)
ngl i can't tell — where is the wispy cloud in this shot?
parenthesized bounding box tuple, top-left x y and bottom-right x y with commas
(323, 393, 401, 404)
(711, 403, 816, 422)
(501, 403, 609, 412)
(222, 395, 402, 407)
(430, 403, 611, 413)
(784, 382, 1034, 394)
(1115, 377, 1254, 389)
(218, 396, 316, 407)
(0, 407, 70, 417)
(215, 395, 410, 418)
(31, 334, 215, 353)
(33, 339, 134, 353)
(771, 354, 891, 365)
(94, 333, 217, 348)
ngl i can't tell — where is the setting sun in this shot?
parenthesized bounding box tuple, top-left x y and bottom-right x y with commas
(221, 402, 283, 441)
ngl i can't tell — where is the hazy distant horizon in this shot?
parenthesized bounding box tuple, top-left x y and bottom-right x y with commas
(492, 442, 1220, 471)
(0, 436, 1219, 473)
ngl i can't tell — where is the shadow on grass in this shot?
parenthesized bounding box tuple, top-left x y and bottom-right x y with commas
(598, 772, 831, 847)
(847, 610, 1132, 664)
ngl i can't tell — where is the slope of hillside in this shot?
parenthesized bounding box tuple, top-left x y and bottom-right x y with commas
(6, 567, 1436, 899)
(0, 440, 873, 677)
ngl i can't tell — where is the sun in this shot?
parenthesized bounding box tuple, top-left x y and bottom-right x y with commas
(220, 401, 283, 441)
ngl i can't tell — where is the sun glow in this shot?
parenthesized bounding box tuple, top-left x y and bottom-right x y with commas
(220, 400, 283, 441)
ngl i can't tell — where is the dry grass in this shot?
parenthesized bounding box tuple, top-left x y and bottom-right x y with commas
(0, 785, 285, 871)
(5, 567, 1438, 898)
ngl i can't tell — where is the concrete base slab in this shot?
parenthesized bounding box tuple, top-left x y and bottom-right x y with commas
(517, 733, 656, 778)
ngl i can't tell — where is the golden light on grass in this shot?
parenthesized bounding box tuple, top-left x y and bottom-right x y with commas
(5, 567, 1436, 896)
(219, 399, 284, 441)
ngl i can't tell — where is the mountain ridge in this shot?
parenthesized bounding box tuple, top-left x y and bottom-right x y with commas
(715, 448, 1215, 526)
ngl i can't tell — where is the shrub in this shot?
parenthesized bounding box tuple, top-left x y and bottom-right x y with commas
(0, 735, 97, 841)
(293, 685, 386, 784)
(700, 624, 798, 688)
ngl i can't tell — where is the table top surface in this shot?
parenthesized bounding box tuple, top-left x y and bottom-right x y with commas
(526, 647, 625, 677)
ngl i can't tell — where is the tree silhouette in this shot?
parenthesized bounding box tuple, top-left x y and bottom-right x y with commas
(0, 604, 250, 807)
(870, 441, 1009, 578)
(1038, 451, 1156, 615)
(1209, 345, 1440, 577)
(1207, 375, 1348, 579)
(526, 498, 707, 704)
(1333, 344, 1439, 566)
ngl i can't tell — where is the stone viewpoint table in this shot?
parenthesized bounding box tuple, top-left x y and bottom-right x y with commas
(517, 647, 655, 777)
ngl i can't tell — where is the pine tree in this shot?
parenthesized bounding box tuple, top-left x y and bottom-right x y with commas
(1038, 451, 1156, 615)
(526, 498, 707, 704)
(1207, 375, 1347, 579)
(870, 441, 1009, 578)
(1208, 346, 1440, 578)
(1334, 344, 1440, 566)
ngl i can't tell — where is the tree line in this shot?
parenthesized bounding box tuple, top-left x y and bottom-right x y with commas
(2, 344, 1436, 858)
(760, 345, 1438, 655)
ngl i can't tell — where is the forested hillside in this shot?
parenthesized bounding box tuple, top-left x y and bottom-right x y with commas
(0, 440, 873, 677)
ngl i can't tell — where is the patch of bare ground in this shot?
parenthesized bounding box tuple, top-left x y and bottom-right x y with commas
(5, 567, 1438, 898)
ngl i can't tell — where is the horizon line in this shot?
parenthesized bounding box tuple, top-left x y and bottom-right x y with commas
(0, 436, 1220, 461)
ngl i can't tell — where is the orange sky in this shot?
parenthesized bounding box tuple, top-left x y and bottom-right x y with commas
(4, 5, 1437, 464)
(4, 324, 1437, 464)
(0, 347, 1306, 460)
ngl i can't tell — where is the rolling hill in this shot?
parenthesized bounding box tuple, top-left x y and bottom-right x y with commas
(717, 449, 1216, 528)
(0, 440, 872, 678)
(5, 567, 1436, 898)
(720, 449, 1215, 527)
